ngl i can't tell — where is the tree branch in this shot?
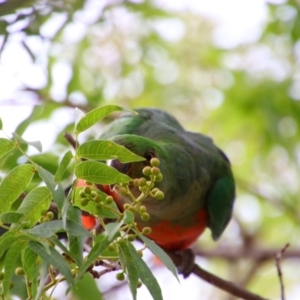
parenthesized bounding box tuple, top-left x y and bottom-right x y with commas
(166, 251, 269, 300)
(275, 243, 289, 300)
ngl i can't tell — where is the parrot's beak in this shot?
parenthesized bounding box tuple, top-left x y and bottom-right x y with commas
(110, 159, 130, 174)
(108, 159, 131, 191)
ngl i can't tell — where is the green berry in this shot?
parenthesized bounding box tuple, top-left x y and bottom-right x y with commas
(155, 173, 163, 182)
(9, 282, 14, 290)
(142, 166, 151, 176)
(141, 213, 150, 221)
(106, 196, 113, 204)
(83, 186, 92, 194)
(137, 280, 142, 288)
(80, 198, 89, 206)
(0, 272, 4, 280)
(116, 272, 125, 281)
(119, 186, 128, 195)
(140, 205, 147, 213)
(155, 191, 165, 200)
(46, 211, 54, 220)
(133, 178, 139, 187)
(15, 267, 24, 276)
(127, 234, 135, 242)
(94, 195, 102, 203)
(138, 178, 147, 187)
(79, 190, 86, 198)
(128, 205, 136, 213)
(42, 216, 50, 223)
(91, 190, 98, 197)
(142, 227, 152, 235)
(150, 157, 160, 167)
(151, 167, 160, 176)
(137, 250, 143, 257)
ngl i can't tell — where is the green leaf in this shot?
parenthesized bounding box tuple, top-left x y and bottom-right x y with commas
(127, 242, 163, 300)
(0, 231, 20, 257)
(76, 161, 132, 184)
(69, 235, 84, 267)
(105, 211, 133, 241)
(15, 186, 52, 228)
(25, 220, 92, 238)
(50, 235, 81, 266)
(35, 261, 48, 300)
(136, 233, 178, 281)
(118, 240, 139, 300)
(75, 105, 124, 133)
(3, 240, 27, 296)
(29, 240, 74, 286)
(55, 150, 74, 182)
(0, 138, 15, 159)
(0, 164, 36, 214)
(37, 166, 65, 211)
(77, 140, 145, 163)
(74, 235, 111, 285)
(13, 132, 42, 153)
(74, 187, 119, 219)
(0, 212, 24, 224)
(71, 273, 104, 300)
(22, 247, 38, 299)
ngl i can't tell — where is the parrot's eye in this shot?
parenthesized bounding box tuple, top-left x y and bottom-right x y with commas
(144, 151, 155, 161)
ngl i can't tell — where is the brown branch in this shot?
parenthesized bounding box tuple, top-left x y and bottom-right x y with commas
(166, 251, 270, 300)
(275, 243, 290, 300)
(64, 132, 78, 149)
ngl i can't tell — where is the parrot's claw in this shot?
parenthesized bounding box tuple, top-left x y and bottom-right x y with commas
(176, 249, 195, 278)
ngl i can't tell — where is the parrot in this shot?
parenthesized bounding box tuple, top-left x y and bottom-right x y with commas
(81, 108, 235, 272)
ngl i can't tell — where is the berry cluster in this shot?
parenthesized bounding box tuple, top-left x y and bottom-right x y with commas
(79, 186, 113, 207)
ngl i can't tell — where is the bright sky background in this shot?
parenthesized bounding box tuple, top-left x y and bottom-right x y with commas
(0, 0, 269, 147)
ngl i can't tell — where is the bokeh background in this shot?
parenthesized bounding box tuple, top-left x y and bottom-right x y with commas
(0, 0, 300, 299)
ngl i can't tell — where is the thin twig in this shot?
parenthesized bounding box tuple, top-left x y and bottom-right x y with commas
(275, 243, 290, 300)
(64, 132, 78, 149)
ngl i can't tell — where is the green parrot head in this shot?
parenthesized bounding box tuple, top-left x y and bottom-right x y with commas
(108, 134, 168, 200)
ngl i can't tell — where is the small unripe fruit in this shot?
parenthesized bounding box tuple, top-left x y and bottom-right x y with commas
(83, 186, 92, 194)
(42, 216, 50, 223)
(91, 190, 98, 197)
(80, 198, 89, 206)
(141, 213, 150, 221)
(119, 186, 128, 195)
(142, 227, 152, 235)
(139, 205, 147, 213)
(150, 157, 160, 167)
(151, 167, 160, 176)
(133, 178, 139, 187)
(137, 250, 143, 257)
(137, 280, 142, 288)
(106, 196, 113, 204)
(142, 166, 151, 176)
(94, 195, 102, 203)
(9, 282, 14, 289)
(15, 267, 24, 276)
(79, 190, 86, 198)
(127, 234, 135, 242)
(138, 178, 147, 187)
(116, 272, 125, 281)
(128, 205, 136, 213)
(155, 191, 165, 200)
(155, 173, 163, 182)
(46, 211, 54, 220)
(0, 272, 4, 280)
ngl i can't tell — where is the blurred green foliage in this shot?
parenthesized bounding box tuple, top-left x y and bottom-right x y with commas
(0, 0, 300, 299)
